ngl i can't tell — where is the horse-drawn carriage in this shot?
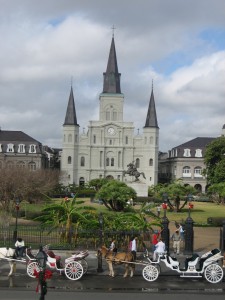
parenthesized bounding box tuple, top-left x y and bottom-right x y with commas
(0, 245, 89, 281)
(142, 248, 224, 283)
(98, 246, 224, 284)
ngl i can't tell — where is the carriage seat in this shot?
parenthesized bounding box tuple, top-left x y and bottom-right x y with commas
(47, 250, 61, 261)
(211, 248, 220, 255)
(168, 256, 179, 268)
(25, 248, 36, 259)
(184, 253, 199, 270)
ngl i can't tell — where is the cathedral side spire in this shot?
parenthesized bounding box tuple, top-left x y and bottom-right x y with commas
(103, 35, 121, 94)
(144, 85, 159, 128)
(64, 86, 79, 126)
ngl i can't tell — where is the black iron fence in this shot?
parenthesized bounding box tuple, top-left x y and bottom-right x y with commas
(0, 225, 148, 251)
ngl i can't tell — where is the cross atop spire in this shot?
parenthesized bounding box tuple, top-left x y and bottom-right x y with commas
(111, 25, 116, 37)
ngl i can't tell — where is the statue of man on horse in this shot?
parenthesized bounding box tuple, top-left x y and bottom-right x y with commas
(123, 161, 146, 181)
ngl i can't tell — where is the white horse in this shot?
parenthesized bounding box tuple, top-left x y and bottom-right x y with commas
(0, 247, 16, 276)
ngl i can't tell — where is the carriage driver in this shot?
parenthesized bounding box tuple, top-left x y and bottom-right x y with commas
(15, 237, 26, 258)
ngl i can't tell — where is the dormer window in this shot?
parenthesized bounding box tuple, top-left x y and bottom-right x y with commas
(183, 148, 191, 157)
(29, 144, 36, 153)
(18, 144, 25, 153)
(7, 143, 14, 152)
(195, 149, 202, 157)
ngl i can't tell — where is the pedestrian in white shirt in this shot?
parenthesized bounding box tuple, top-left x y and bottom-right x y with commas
(153, 238, 166, 261)
(130, 236, 137, 260)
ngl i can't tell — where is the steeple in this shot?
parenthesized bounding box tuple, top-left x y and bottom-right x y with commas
(64, 86, 79, 126)
(144, 84, 159, 128)
(103, 36, 121, 94)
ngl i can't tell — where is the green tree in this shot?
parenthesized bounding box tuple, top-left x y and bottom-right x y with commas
(96, 180, 136, 211)
(88, 178, 109, 191)
(36, 195, 97, 243)
(203, 136, 225, 184)
(207, 183, 225, 204)
(148, 180, 196, 212)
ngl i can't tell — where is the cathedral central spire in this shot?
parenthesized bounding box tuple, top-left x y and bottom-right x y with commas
(103, 36, 121, 94)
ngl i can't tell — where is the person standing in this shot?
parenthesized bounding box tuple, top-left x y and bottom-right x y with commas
(153, 238, 166, 261)
(171, 230, 181, 255)
(178, 223, 185, 241)
(130, 236, 137, 260)
(156, 205, 161, 217)
(151, 229, 161, 252)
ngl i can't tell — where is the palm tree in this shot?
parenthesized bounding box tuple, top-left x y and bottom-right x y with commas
(36, 195, 96, 243)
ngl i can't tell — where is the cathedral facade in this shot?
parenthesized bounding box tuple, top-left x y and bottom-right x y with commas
(60, 36, 159, 187)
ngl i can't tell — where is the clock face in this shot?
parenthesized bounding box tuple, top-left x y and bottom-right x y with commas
(108, 127, 115, 135)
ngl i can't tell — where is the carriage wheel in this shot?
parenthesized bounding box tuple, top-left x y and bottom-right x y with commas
(78, 259, 88, 274)
(142, 264, 159, 282)
(65, 261, 83, 280)
(204, 264, 224, 283)
(27, 261, 40, 278)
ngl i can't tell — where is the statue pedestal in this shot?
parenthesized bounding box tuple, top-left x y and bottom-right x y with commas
(127, 181, 148, 197)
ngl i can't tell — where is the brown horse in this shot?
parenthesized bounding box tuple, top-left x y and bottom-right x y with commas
(98, 245, 135, 277)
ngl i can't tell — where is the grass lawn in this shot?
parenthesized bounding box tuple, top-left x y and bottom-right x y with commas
(162, 201, 225, 225)
(20, 198, 225, 226)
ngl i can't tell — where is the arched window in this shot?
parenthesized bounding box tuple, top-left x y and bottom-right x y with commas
(68, 156, 72, 164)
(149, 158, 153, 166)
(125, 136, 128, 144)
(113, 110, 117, 121)
(111, 158, 114, 166)
(93, 135, 96, 144)
(106, 158, 110, 166)
(16, 161, 25, 169)
(6, 161, 14, 168)
(183, 166, 191, 177)
(106, 110, 110, 120)
(150, 136, 153, 144)
(194, 166, 202, 177)
(81, 156, 85, 166)
(136, 158, 140, 168)
(28, 162, 36, 171)
(79, 177, 85, 186)
(68, 134, 72, 143)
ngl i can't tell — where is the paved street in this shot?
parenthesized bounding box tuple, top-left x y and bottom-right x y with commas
(0, 249, 224, 297)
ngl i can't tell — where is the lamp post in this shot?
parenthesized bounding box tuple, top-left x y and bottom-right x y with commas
(97, 212, 104, 273)
(36, 246, 48, 300)
(13, 197, 20, 242)
(161, 193, 170, 254)
(184, 193, 194, 255)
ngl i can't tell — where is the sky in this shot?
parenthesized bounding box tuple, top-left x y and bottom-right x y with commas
(0, 0, 224, 152)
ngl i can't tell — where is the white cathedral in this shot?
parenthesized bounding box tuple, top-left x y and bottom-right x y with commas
(60, 35, 159, 188)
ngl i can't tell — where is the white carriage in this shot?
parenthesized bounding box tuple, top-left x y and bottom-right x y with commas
(142, 248, 224, 284)
(26, 245, 89, 281)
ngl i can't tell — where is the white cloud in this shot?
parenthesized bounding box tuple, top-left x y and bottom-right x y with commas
(0, 0, 224, 152)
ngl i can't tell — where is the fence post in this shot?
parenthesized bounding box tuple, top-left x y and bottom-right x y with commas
(184, 213, 194, 255)
(161, 204, 170, 254)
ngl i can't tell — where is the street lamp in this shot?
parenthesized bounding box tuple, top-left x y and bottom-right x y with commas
(187, 193, 194, 218)
(161, 193, 170, 253)
(13, 197, 20, 242)
(36, 246, 48, 300)
(97, 212, 104, 273)
(184, 193, 194, 255)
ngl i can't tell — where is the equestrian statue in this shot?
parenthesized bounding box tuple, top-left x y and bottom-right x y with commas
(123, 161, 146, 182)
